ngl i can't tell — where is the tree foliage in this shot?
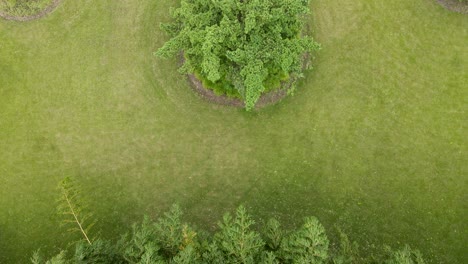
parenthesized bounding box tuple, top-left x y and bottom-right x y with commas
(279, 217, 328, 263)
(34, 205, 426, 264)
(203, 206, 264, 263)
(32, 178, 427, 263)
(384, 245, 426, 264)
(155, 0, 320, 110)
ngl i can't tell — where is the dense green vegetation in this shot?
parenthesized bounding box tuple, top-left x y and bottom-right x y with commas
(0, 0, 54, 17)
(33, 179, 425, 264)
(156, 0, 320, 110)
(0, 0, 466, 263)
(32, 206, 425, 263)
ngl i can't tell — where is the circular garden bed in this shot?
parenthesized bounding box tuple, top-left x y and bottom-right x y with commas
(182, 54, 310, 109)
(187, 72, 289, 109)
(0, 0, 61, 21)
(156, 0, 320, 111)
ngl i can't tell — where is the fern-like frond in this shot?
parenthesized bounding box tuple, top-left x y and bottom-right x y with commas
(57, 177, 96, 245)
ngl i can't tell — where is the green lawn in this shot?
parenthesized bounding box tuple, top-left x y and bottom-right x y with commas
(0, 0, 466, 263)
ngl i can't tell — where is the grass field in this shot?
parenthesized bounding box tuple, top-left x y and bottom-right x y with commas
(0, 0, 466, 263)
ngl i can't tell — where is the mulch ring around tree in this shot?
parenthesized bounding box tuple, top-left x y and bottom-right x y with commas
(181, 53, 310, 109)
(436, 0, 468, 14)
(0, 0, 61, 21)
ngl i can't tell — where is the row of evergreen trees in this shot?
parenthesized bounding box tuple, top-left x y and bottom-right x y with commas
(32, 205, 425, 264)
(31, 177, 425, 263)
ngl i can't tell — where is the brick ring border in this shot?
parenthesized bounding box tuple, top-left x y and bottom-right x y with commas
(0, 0, 62, 21)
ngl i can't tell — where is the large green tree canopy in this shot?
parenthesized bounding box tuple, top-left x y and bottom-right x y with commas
(156, 0, 320, 110)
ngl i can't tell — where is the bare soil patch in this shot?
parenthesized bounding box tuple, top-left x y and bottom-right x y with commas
(0, 0, 61, 21)
(436, 0, 468, 14)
